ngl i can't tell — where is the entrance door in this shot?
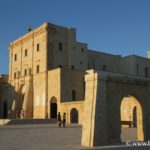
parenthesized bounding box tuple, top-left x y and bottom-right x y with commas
(3, 101, 7, 119)
(51, 103, 57, 118)
(50, 97, 57, 118)
(70, 108, 78, 123)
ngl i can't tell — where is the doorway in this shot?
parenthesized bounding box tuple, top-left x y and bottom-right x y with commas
(120, 96, 143, 142)
(50, 97, 57, 118)
(70, 108, 78, 123)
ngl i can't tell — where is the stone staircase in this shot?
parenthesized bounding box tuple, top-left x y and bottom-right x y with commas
(5, 119, 57, 125)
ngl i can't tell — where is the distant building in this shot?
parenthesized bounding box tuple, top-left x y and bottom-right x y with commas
(0, 74, 9, 118)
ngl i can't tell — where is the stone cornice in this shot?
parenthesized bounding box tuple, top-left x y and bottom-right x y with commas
(85, 69, 150, 86)
(9, 23, 49, 49)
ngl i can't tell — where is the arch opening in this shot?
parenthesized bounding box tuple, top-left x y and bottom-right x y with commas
(120, 95, 144, 142)
(70, 108, 78, 123)
(50, 97, 57, 118)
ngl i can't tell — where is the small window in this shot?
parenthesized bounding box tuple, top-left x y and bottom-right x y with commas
(58, 65, 62, 68)
(59, 42, 62, 51)
(137, 64, 139, 76)
(36, 65, 40, 73)
(72, 90, 76, 101)
(14, 72, 16, 79)
(83, 81, 85, 94)
(14, 54, 17, 61)
(25, 49, 28, 56)
(71, 65, 75, 70)
(145, 67, 148, 78)
(102, 65, 107, 71)
(24, 69, 27, 76)
(37, 43, 40, 52)
(81, 48, 84, 52)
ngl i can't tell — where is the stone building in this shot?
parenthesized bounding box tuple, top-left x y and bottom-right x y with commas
(8, 22, 150, 146)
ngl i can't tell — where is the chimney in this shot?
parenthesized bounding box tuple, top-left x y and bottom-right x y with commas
(28, 26, 32, 32)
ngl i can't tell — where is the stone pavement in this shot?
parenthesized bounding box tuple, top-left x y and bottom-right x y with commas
(0, 124, 82, 150)
(0, 124, 150, 150)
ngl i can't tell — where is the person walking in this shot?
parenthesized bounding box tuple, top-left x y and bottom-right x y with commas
(62, 112, 66, 127)
(57, 112, 61, 127)
(16, 110, 20, 119)
(21, 108, 24, 119)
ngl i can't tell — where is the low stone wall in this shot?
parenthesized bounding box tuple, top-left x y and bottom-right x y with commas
(0, 119, 10, 125)
(59, 101, 84, 124)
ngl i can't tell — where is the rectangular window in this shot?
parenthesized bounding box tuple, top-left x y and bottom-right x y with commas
(102, 65, 107, 71)
(37, 43, 40, 52)
(71, 65, 75, 70)
(14, 72, 16, 79)
(36, 65, 40, 73)
(14, 54, 17, 61)
(25, 49, 28, 56)
(58, 65, 62, 68)
(59, 42, 62, 51)
(72, 90, 76, 101)
(145, 67, 148, 78)
(136, 64, 139, 76)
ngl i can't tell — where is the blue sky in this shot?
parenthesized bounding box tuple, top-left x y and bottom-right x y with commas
(1, 0, 150, 74)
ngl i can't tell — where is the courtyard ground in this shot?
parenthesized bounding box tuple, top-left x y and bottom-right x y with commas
(0, 124, 149, 150)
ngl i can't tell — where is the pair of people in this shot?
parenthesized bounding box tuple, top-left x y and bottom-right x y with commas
(57, 112, 66, 127)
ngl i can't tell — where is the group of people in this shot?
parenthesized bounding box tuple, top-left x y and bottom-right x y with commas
(57, 112, 66, 127)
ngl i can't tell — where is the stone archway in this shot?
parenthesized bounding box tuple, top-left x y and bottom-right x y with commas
(70, 108, 78, 123)
(50, 97, 57, 118)
(81, 70, 150, 147)
(120, 95, 144, 141)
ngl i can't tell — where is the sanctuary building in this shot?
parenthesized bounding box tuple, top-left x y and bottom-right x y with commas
(7, 22, 150, 146)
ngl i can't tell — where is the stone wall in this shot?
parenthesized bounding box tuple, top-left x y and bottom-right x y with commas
(82, 70, 150, 147)
(59, 101, 84, 124)
(61, 68, 85, 102)
(33, 72, 47, 118)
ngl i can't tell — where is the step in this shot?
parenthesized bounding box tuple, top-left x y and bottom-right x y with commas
(5, 119, 57, 125)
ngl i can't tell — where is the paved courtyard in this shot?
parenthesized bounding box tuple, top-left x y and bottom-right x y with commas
(0, 124, 150, 150)
(0, 124, 82, 150)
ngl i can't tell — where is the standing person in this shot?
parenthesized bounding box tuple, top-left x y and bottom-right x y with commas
(62, 112, 66, 127)
(8, 110, 11, 119)
(21, 108, 24, 119)
(57, 112, 61, 127)
(16, 110, 20, 119)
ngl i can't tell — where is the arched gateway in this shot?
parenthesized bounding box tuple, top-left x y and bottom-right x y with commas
(120, 96, 143, 141)
(70, 108, 78, 123)
(82, 70, 150, 147)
